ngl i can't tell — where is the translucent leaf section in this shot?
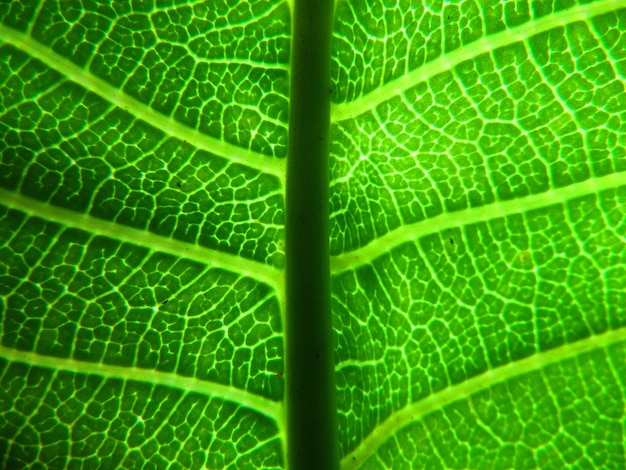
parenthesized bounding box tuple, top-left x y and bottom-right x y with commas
(357, 342, 626, 469)
(0, 0, 288, 468)
(333, 188, 626, 454)
(0, 0, 290, 159)
(0, 362, 282, 469)
(331, 6, 626, 254)
(330, 0, 615, 104)
(330, 2, 626, 467)
(0, 41, 285, 267)
(0, 207, 283, 398)
(331, 0, 517, 103)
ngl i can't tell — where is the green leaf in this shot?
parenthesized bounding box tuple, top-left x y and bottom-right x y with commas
(1, 1, 625, 469)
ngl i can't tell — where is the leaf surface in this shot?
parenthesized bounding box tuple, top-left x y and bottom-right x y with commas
(1, 0, 626, 469)
(330, 1, 626, 468)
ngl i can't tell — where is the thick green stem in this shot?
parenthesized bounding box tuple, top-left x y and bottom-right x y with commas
(285, 0, 337, 468)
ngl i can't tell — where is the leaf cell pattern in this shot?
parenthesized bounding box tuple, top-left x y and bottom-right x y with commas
(0, 0, 626, 469)
(330, 1, 626, 467)
(1, 0, 287, 468)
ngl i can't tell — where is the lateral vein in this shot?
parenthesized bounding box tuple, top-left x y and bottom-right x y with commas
(341, 327, 626, 469)
(331, 172, 626, 273)
(331, 0, 622, 122)
(0, 188, 283, 292)
(0, 25, 286, 180)
(0, 345, 282, 422)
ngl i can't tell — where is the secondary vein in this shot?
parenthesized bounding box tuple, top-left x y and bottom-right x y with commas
(0, 25, 286, 181)
(0, 344, 282, 422)
(331, 0, 622, 122)
(0, 188, 283, 292)
(331, 172, 626, 273)
(341, 326, 626, 469)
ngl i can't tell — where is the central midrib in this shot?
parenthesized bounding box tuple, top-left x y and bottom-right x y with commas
(284, 0, 338, 469)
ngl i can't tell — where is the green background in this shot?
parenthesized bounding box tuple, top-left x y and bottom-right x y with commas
(1, 1, 626, 468)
